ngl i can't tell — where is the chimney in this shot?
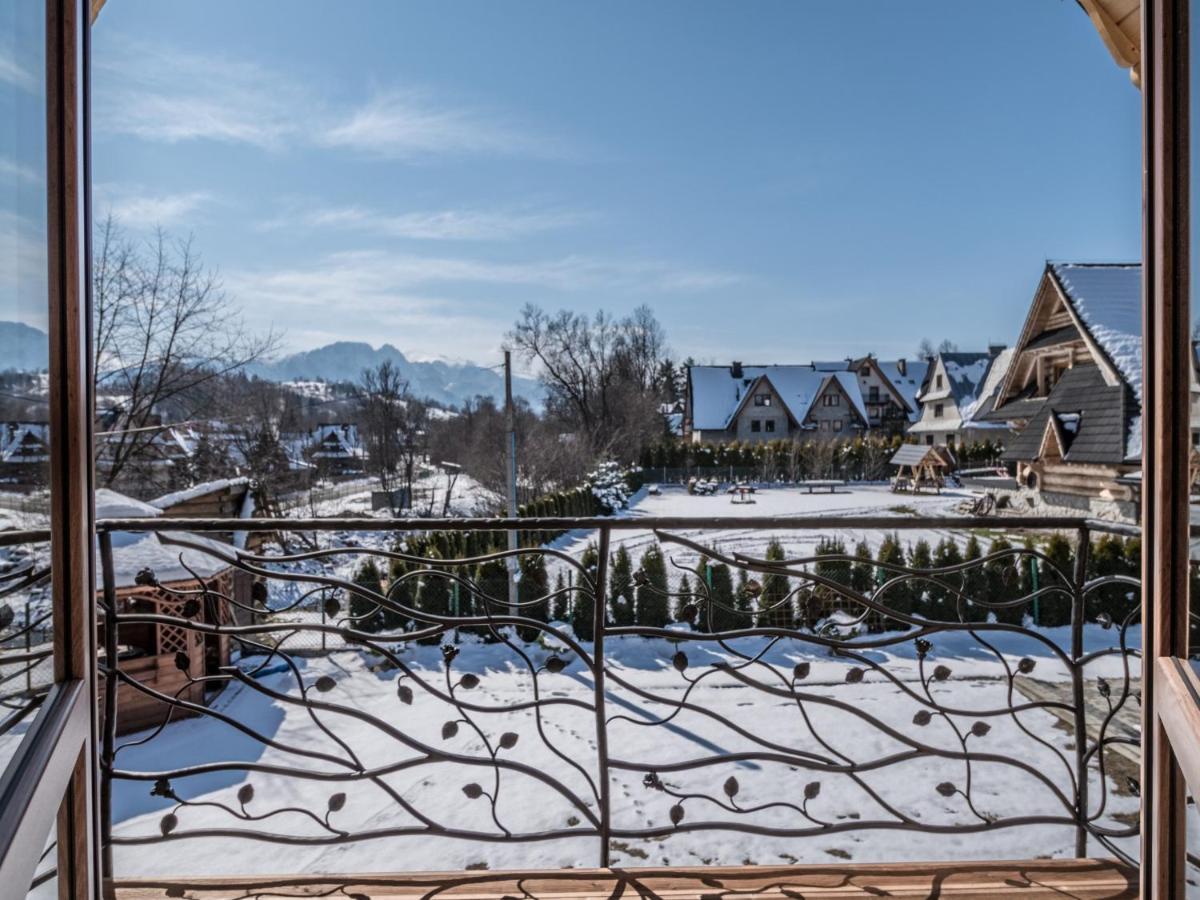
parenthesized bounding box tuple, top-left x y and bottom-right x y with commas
(897, 358, 907, 377)
(731, 361, 743, 379)
(988, 343, 1006, 358)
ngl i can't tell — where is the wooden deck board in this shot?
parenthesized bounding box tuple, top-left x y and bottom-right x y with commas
(113, 859, 1137, 899)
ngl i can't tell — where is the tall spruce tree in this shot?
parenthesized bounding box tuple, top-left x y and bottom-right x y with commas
(517, 554, 550, 642)
(572, 543, 600, 641)
(961, 534, 987, 623)
(636, 544, 670, 628)
(416, 551, 451, 644)
(348, 559, 385, 633)
(759, 539, 793, 629)
(609, 545, 635, 627)
(908, 539, 934, 618)
(875, 534, 910, 629)
(930, 538, 963, 622)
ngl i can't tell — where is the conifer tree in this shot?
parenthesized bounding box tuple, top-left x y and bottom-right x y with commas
(551, 570, 569, 623)
(572, 543, 600, 641)
(636, 544, 670, 628)
(875, 534, 910, 628)
(473, 557, 509, 641)
(416, 551, 451, 644)
(759, 539, 793, 629)
(609, 545, 635, 626)
(908, 539, 934, 618)
(930, 538, 963, 621)
(348, 559, 385, 633)
(381, 558, 415, 633)
(961, 534, 986, 623)
(1036, 533, 1075, 627)
(517, 554, 550, 642)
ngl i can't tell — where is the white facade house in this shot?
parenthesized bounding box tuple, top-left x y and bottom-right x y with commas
(908, 348, 1015, 447)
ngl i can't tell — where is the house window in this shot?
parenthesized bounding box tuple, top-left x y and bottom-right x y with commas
(868, 386, 879, 402)
(753, 393, 771, 407)
(750, 420, 761, 433)
(934, 404, 944, 418)
(859, 365, 870, 377)
(925, 435, 934, 445)
(765, 420, 776, 433)
(823, 394, 840, 407)
(819, 421, 828, 432)
(833, 420, 843, 432)
(936, 374, 944, 389)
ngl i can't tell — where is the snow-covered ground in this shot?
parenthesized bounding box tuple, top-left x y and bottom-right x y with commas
(88, 484, 1144, 879)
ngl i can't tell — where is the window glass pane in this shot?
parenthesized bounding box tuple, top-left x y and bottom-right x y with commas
(0, 1, 52, 780)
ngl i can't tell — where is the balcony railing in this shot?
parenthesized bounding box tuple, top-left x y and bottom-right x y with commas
(3, 514, 1146, 893)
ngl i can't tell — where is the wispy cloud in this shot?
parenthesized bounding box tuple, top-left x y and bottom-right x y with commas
(0, 50, 35, 92)
(260, 203, 588, 241)
(95, 40, 306, 149)
(320, 89, 569, 161)
(97, 185, 215, 228)
(232, 249, 738, 300)
(96, 37, 573, 161)
(0, 156, 42, 185)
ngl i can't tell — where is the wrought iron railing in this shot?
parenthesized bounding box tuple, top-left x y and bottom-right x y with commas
(89, 515, 1143, 879)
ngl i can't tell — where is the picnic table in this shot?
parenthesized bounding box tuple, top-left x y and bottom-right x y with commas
(800, 480, 844, 494)
(729, 485, 757, 504)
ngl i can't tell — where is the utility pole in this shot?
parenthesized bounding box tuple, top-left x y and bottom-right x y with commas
(504, 350, 519, 617)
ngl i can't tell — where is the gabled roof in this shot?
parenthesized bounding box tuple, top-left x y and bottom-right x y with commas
(991, 262, 1142, 461)
(959, 348, 1015, 425)
(874, 359, 930, 419)
(688, 365, 868, 431)
(1001, 364, 1133, 465)
(889, 443, 951, 467)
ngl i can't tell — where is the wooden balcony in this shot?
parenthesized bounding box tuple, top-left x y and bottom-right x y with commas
(112, 859, 1138, 899)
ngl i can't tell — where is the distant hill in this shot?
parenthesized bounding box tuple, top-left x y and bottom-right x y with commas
(0, 323, 542, 410)
(249, 341, 544, 409)
(0, 321, 49, 372)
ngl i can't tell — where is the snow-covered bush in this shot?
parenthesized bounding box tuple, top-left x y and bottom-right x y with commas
(585, 461, 639, 513)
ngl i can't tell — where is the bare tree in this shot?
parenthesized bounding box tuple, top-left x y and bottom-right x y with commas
(507, 303, 669, 461)
(92, 215, 278, 488)
(356, 361, 426, 504)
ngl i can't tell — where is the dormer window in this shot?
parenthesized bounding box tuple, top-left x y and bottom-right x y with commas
(936, 374, 944, 390)
(753, 393, 771, 407)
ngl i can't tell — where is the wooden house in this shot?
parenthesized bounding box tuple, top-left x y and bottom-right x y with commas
(907, 347, 1015, 448)
(982, 262, 1142, 519)
(685, 363, 870, 443)
(0, 422, 50, 487)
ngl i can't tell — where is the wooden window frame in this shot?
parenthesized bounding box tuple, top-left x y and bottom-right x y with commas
(1142, 0, 1194, 897)
(0, 1, 97, 897)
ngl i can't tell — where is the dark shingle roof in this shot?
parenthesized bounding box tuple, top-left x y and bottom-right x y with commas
(1001, 364, 1133, 465)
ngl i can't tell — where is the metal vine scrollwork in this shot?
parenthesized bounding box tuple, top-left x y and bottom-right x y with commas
(92, 517, 1142, 874)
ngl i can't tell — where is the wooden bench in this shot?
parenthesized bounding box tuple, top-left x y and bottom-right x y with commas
(114, 859, 1137, 899)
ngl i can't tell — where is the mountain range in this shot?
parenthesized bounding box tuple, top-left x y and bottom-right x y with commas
(0, 322, 543, 409)
(0, 321, 50, 372)
(248, 341, 544, 409)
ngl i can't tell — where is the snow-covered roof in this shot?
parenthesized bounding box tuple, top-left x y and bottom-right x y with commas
(150, 476, 250, 511)
(1049, 262, 1142, 459)
(689, 365, 868, 431)
(95, 488, 162, 520)
(98, 529, 232, 589)
(1, 422, 50, 463)
(875, 359, 930, 419)
(959, 347, 1015, 425)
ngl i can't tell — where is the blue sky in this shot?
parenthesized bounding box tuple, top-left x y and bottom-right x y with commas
(82, 0, 1141, 369)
